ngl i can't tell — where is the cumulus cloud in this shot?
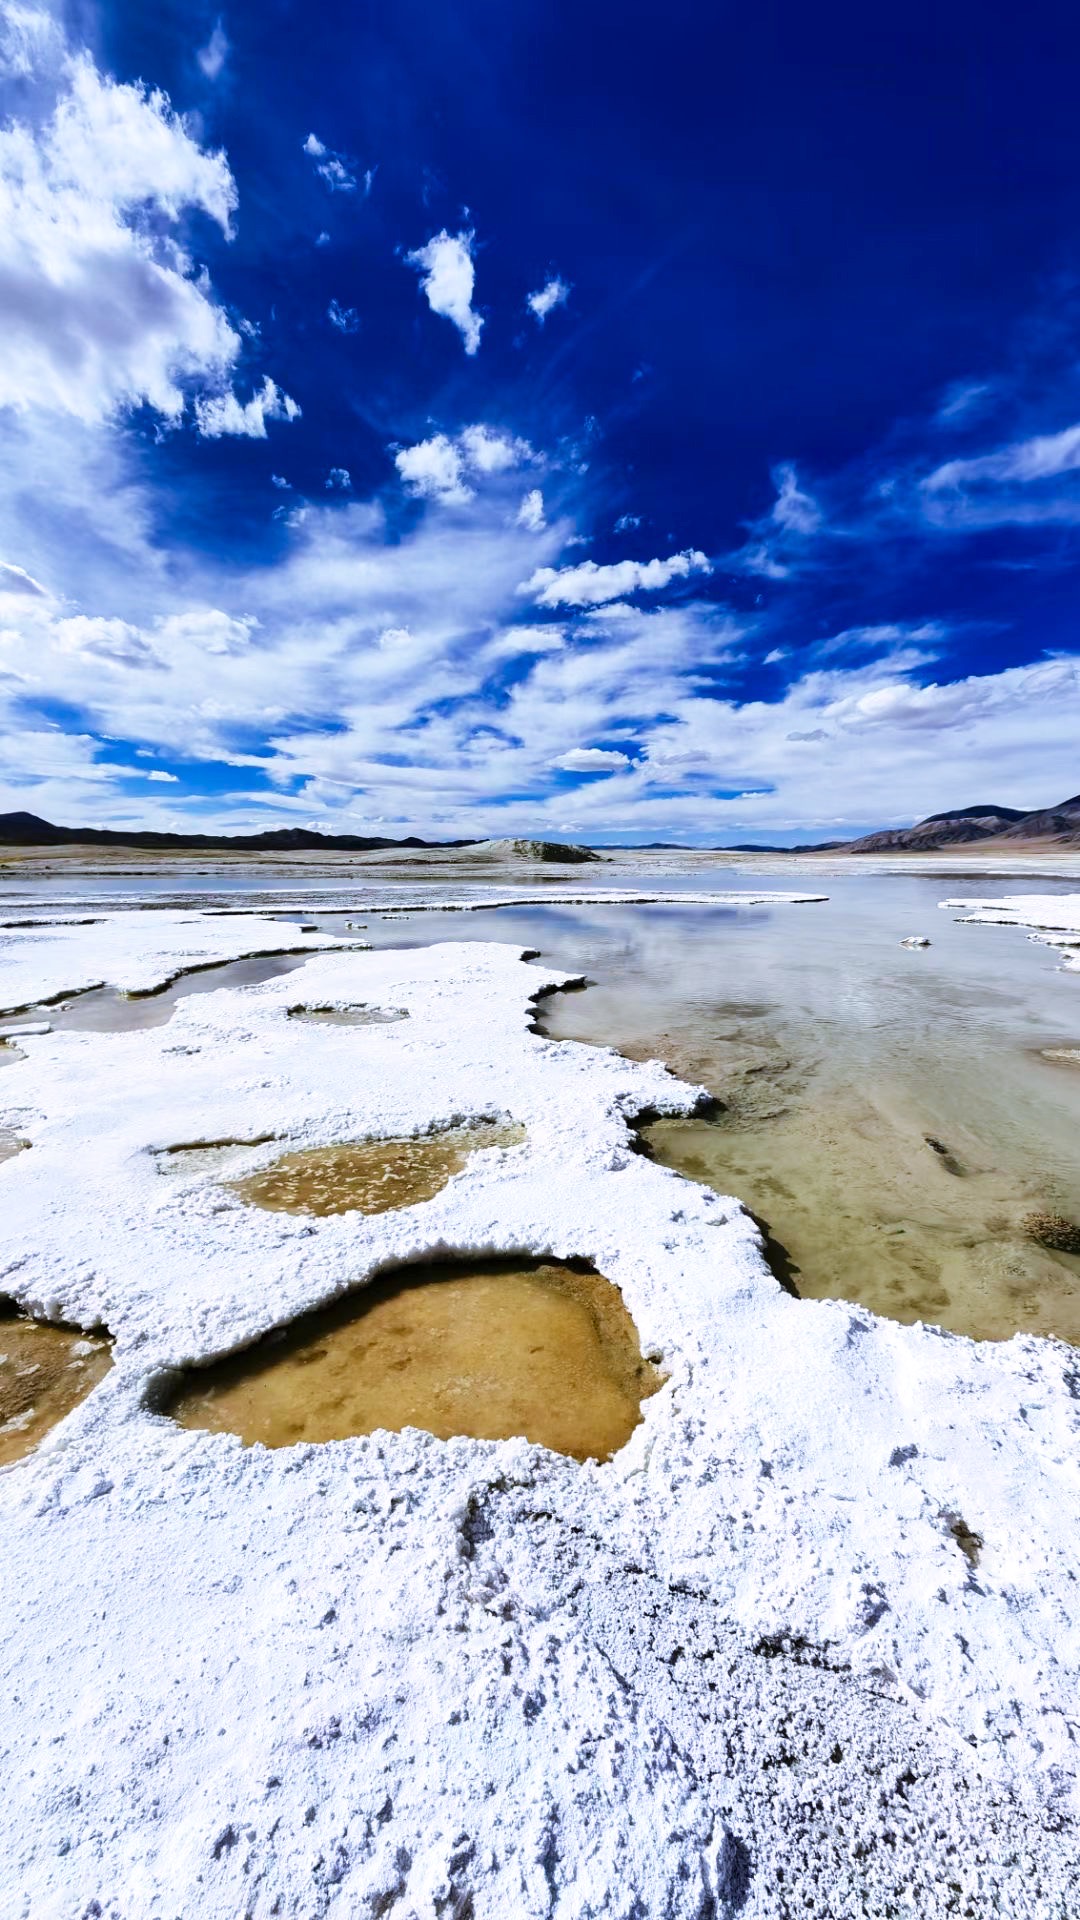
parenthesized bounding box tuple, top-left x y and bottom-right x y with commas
(394, 433, 471, 504)
(459, 424, 528, 472)
(527, 276, 569, 322)
(555, 746, 630, 772)
(405, 230, 482, 355)
(326, 466, 351, 490)
(144, 767, 178, 780)
(0, 36, 245, 424)
(395, 426, 532, 505)
(516, 488, 546, 532)
(614, 513, 640, 533)
(523, 548, 711, 607)
(196, 19, 229, 80)
(194, 376, 300, 439)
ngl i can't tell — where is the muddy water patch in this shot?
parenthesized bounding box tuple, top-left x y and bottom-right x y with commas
(164, 1258, 661, 1461)
(0, 1301, 112, 1466)
(228, 1121, 525, 1217)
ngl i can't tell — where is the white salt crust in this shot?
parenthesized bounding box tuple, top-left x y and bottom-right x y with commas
(0, 909, 347, 1014)
(0, 925, 1079, 1914)
(943, 892, 1080, 973)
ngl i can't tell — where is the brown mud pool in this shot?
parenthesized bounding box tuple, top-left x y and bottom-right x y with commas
(0, 1301, 112, 1466)
(165, 1258, 662, 1461)
(228, 1121, 525, 1216)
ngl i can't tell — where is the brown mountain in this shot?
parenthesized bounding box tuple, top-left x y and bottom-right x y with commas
(838, 797, 1080, 854)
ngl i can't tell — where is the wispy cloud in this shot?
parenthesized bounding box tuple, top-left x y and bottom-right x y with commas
(327, 300, 359, 333)
(303, 131, 360, 193)
(196, 18, 229, 80)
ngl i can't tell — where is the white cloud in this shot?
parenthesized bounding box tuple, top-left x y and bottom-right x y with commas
(0, 39, 244, 424)
(52, 614, 162, 668)
(488, 623, 564, 658)
(271, 473, 290, 489)
(555, 746, 630, 772)
(459, 425, 527, 472)
(326, 467, 351, 490)
(516, 488, 546, 532)
(144, 768, 178, 781)
(395, 433, 471, 504)
(0, 559, 48, 597)
(194, 376, 300, 439)
(303, 131, 358, 193)
(771, 463, 822, 533)
(527, 276, 570, 322)
(196, 19, 229, 80)
(614, 513, 640, 533)
(523, 548, 711, 607)
(405, 230, 482, 355)
(394, 426, 533, 506)
(327, 299, 359, 333)
(914, 422, 1076, 506)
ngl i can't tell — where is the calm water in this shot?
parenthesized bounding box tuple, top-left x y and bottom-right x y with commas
(343, 875, 1080, 1343)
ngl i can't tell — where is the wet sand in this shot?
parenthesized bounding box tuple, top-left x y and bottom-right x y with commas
(166, 1258, 660, 1461)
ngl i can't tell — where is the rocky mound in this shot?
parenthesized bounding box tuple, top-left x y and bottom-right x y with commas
(471, 838, 601, 863)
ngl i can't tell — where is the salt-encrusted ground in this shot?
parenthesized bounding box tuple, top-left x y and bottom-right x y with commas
(943, 893, 1080, 973)
(0, 909, 347, 1015)
(1, 928, 1079, 1915)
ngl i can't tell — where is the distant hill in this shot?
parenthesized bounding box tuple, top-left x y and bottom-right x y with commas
(0, 812, 601, 862)
(0, 810, 471, 854)
(837, 795, 1080, 854)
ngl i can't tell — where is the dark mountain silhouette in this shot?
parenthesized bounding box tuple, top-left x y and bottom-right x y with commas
(0, 810, 473, 853)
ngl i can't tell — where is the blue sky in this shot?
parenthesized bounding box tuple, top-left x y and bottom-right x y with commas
(0, 0, 1078, 843)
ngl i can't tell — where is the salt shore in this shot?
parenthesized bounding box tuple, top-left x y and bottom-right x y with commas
(1, 912, 1079, 1914)
(944, 894, 1080, 973)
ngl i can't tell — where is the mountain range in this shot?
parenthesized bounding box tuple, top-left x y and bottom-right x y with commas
(835, 794, 1080, 853)
(1, 798, 1078, 855)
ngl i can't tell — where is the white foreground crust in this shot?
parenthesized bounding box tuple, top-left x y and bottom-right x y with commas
(1, 928, 1079, 1913)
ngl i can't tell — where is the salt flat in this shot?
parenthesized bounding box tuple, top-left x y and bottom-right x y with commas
(1, 911, 1079, 1914)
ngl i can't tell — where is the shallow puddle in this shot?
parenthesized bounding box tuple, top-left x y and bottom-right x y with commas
(228, 1121, 525, 1216)
(0, 1302, 112, 1466)
(165, 1258, 661, 1460)
(287, 1004, 407, 1026)
(13, 951, 319, 1034)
